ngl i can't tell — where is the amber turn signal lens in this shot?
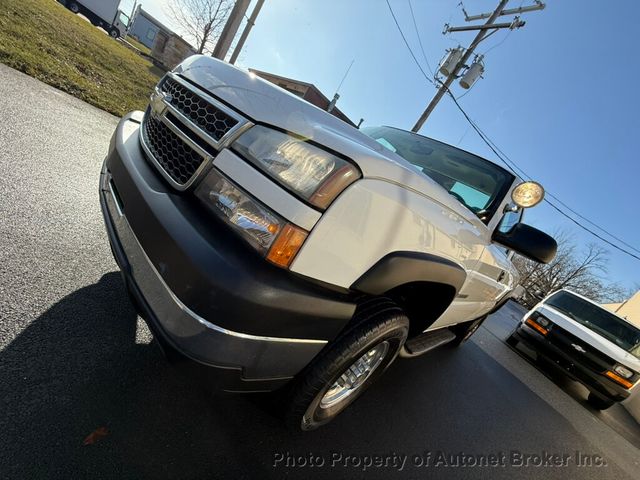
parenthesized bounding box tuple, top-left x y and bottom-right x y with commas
(604, 370, 634, 389)
(309, 164, 359, 209)
(525, 317, 549, 335)
(267, 223, 308, 268)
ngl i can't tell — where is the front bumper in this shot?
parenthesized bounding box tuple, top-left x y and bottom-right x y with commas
(99, 112, 357, 391)
(512, 324, 631, 402)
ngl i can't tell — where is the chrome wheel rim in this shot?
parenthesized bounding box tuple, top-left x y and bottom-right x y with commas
(319, 341, 389, 409)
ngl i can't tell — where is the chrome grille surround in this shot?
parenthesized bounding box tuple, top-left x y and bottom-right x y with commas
(139, 73, 252, 190)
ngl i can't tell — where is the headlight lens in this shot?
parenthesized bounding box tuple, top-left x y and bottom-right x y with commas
(195, 168, 308, 267)
(524, 312, 551, 335)
(613, 364, 634, 379)
(535, 316, 550, 328)
(195, 168, 284, 253)
(232, 126, 360, 209)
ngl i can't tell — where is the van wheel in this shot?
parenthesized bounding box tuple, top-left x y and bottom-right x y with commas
(109, 28, 120, 38)
(587, 393, 615, 410)
(68, 2, 79, 13)
(449, 316, 486, 347)
(283, 298, 409, 431)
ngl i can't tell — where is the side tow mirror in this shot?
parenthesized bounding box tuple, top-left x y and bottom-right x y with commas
(493, 223, 557, 264)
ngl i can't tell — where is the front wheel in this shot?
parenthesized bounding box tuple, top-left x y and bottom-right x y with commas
(109, 28, 120, 38)
(284, 298, 409, 430)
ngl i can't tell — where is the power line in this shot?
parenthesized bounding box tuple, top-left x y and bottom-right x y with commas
(481, 28, 512, 55)
(385, 0, 434, 85)
(444, 89, 640, 262)
(479, 0, 521, 54)
(483, 138, 640, 257)
(407, 0, 435, 77)
(544, 192, 640, 255)
(392, 1, 639, 261)
(446, 96, 640, 257)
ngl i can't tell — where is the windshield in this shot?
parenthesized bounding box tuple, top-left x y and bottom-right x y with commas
(546, 291, 640, 359)
(362, 126, 515, 223)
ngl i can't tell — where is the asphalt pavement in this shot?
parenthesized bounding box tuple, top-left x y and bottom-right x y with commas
(1, 63, 639, 479)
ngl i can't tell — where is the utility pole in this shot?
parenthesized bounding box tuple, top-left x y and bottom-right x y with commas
(212, 0, 251, 61)
(411, 0, 544, 132)
(229, 0, 265, 64)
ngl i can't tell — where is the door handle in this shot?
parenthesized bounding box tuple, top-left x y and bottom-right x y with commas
(497, 270, 506, 283)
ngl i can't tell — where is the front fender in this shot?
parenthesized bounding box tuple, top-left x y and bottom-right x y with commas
(290, 178, 487, 290)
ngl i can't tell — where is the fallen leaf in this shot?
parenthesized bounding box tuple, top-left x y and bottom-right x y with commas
(83, 427, 109, 445)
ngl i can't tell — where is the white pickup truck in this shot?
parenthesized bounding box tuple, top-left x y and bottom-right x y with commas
(99, 55, 556, 429)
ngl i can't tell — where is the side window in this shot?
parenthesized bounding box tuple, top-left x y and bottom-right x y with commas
(118, 12, 129, 27)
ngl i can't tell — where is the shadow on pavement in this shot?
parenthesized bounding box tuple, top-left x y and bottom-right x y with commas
(2, 277, 633, 479)
(1, 272, 280, 478)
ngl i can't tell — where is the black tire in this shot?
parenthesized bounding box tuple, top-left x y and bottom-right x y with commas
(587, 393, 615, 410)
(449, 316, 486, 348)
(68, 2, 79, 13)
(283, 298, 409, 431)
(109, 28, 119, 39)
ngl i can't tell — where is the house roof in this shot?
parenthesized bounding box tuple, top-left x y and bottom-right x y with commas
(136, 8, 196, 52)
(136, 8, 175, 35)
(248, 68, 356, 126)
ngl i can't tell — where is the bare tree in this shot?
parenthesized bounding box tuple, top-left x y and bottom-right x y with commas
(513, 230, 627, 308)
(168, 0, 232, 54)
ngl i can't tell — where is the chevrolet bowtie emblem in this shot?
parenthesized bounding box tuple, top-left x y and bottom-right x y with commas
(150, 90, 168, 117)
(571, 343, 586, 353)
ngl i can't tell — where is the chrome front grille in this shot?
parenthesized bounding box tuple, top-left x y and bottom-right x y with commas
(162, 77, 239, 141)
(142, 116, 203, 185)
(140, 73, 250, 190)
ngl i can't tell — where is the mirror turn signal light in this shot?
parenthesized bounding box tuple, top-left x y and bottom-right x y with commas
(525, 317, 549, 335)
(267, 223, 308, 268)
(604, 370, 634, 389)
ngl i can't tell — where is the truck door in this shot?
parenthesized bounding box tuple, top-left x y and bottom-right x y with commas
(426, 208, 520, 331)
(111, 11, 129, 37)
(471, 207, 523, 314)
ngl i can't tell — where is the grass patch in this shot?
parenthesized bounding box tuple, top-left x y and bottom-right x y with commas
(0, 0, 162, 116)
(124, 36, 152, 56)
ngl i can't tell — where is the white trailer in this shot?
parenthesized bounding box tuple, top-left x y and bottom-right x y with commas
(59, 0, 133, 38)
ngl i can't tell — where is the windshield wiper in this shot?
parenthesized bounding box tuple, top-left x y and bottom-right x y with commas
(549, 305, 576, 320)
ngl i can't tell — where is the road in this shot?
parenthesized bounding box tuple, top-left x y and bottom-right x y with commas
(0, 64, 638, 479)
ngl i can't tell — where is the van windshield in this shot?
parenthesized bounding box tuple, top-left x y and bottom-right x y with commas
(546, 291, 640, 358)
(362, 126, 515, 223)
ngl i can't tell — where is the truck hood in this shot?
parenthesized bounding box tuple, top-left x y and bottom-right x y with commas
(537, 305, 640, 372)
(177, 56, 481, 224)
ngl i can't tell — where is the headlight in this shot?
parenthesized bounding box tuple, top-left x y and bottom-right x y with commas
(524, 312, 551, 335)
(613, 364, 634, 379)
(232, 126, 360, 209)
(195, 168, 308, 267)
(605, 367, 635, 389)
(535, 316, 550, 328)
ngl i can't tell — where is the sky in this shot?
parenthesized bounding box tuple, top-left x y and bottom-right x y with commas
(132, 0, 639, 294)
